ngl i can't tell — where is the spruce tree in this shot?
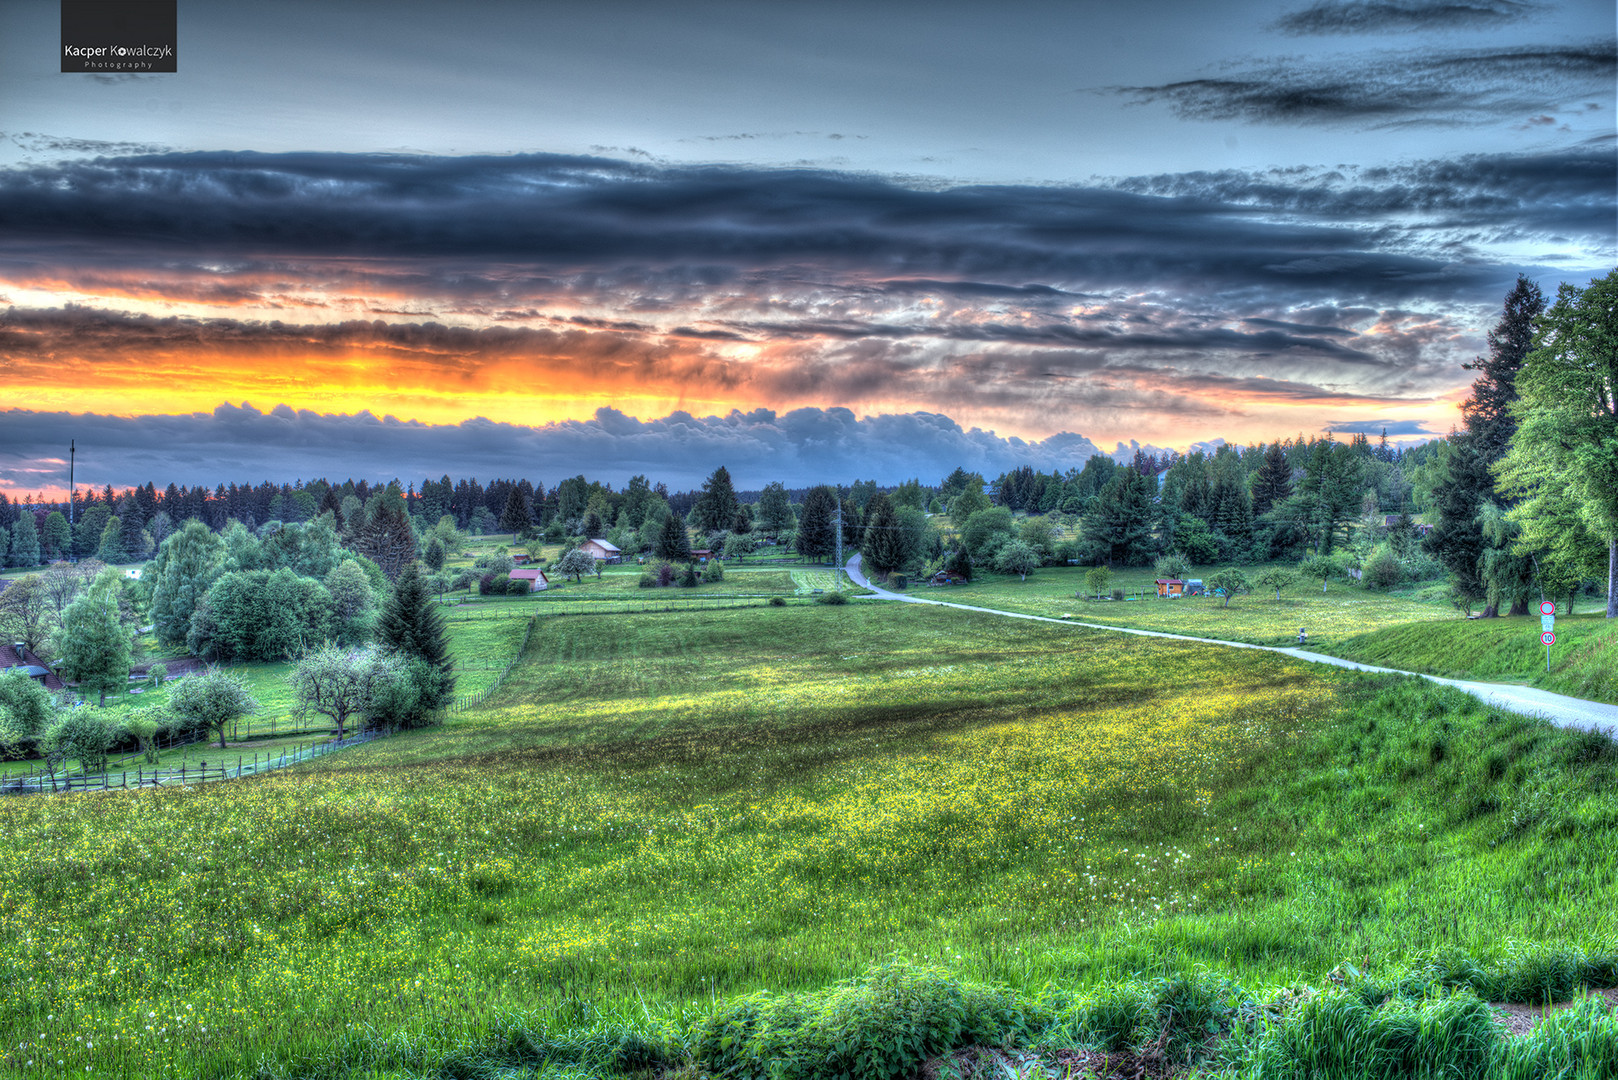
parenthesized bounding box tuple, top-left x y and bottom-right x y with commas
(1462, 275, 1545, 466)
(1252, 441, 1293, 516)
(690, 466, 741, 535)
(498, 484, 530, 534)
(860, 493, 908, 576)
(654, 513, 693, 562)
(377, 560, 455, 718)
(795, 486, 839, 563)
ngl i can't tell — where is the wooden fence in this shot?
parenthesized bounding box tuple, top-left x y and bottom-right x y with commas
(0, 729, 388, 795)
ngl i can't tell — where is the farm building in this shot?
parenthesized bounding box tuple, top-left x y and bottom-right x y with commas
(929, 571, 967, 586)
(508, 568, 550, 592)
(1, 642, 64, 689)
(690, 548, 713, 563)
(511, 552, 530, 564)
(578, 538, 622, 563)
(1155, 579, 1184, 598)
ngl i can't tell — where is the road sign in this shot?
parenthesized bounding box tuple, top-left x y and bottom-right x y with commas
(1540, 600, 1556, 616)
(1542, 614, 1556, 632)
(1542, 631, 1555, 646)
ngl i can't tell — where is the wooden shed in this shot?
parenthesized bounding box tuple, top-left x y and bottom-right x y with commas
(509, 568, 550, 592)
(1155, 578, 1185, 598)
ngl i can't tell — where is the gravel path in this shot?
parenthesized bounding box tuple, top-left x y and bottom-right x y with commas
(845, 555, 1618, 736)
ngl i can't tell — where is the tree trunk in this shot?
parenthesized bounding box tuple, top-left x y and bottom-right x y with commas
(1508, 598, 1529, 616)
(1481, 604, 1499, 618)
(1609, 538, 1617, 619)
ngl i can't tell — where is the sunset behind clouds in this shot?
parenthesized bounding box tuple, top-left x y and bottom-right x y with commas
(0, 1, 1611, 493)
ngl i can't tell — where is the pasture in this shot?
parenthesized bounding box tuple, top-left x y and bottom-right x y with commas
(934, 564, 1461, 646)
(2, 601, 1617, 1078)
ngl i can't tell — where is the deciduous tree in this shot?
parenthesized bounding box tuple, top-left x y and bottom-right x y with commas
(167, 666, 259, 749)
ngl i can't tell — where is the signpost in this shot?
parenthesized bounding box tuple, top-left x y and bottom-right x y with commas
(1540, 601, 1555, 671)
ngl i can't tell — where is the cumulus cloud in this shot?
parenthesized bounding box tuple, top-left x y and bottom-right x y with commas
(0, 403, 1118, 492)
(1113, 41, 1615, 128)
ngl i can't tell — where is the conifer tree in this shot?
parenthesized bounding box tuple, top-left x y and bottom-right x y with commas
(376, 560, 455, 720)
(655, 512, 693, 562)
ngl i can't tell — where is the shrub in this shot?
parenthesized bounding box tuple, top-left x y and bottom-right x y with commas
(702, 558, 725, 583)
(478, 572, 502, 595)
(506, 578, 531, 596)
(816, 590, 848, 605)
(687, 961, 1026, 1080)
(768, 595, 787, 606)
(679, 562, 701, 588)
(1362, 543, 1403, 589)
(1111, 587, 1126, 601)
(1246, 989, 1498, 1079)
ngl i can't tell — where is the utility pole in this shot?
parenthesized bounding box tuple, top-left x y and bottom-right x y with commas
(68, 439, 76, 563)
(834, 498, 843, 576)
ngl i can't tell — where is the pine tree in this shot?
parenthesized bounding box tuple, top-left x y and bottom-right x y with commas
(690, 466, 741, 535)
(1252, 441, 1293, 517)
(377, 560, 455, 719)
(860, 493, 908, 576)
(654, 513, 693, 562)
(498, 484, 530, 534)
(1463, 275, 1546, 466)
(795, 486, 838, 562)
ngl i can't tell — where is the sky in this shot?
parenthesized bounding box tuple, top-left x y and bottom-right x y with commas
(0, 0, 1613, 495)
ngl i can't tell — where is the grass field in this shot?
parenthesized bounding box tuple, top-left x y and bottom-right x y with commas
(1333, 612, 1618, 705)
(3, 602, 1617, 1078)
(936, 564, 1462, 647)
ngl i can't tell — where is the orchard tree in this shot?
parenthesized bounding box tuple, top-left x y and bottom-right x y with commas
(1084, 565, 1112, 599)
(555, 547, 595, 583)
(994, 539, 1040, 581)
(167, 666, 259, 750)
(1206, 566, 1250, 608)
(1255, 567, 1297, 600)
(288, 643, 403, 740)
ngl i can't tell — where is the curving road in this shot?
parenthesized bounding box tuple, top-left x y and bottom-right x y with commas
(844, 554, 1618, 736)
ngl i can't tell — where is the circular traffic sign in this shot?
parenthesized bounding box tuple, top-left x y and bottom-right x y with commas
(1542, 631, 1556, 645)
(1541, 600, 1556, 616)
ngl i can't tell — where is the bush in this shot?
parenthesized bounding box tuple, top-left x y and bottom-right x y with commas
(687, 961, 1027, 1080)
(1362, 543, 1403, 589)
(1111, 587, 1126, 601)
(506, 578, 531, 596)
(478, 572, 503, 595)
(679, 562, 701, 587)
(702, 558, 725, 583)
(768, 596, 787, 607)
(816, 590, 848, 605)
(1245, 989, 1498, 1079)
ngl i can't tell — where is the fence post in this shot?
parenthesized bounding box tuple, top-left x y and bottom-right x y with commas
(180, 763, 186, 783)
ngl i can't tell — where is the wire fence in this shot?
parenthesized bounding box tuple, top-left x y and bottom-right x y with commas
(0, 730, 390, 796)
(448, 614, 537, 713)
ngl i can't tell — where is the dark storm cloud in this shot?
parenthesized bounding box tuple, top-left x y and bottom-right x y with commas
(1114, 41, 1615, 127)
(0, 404, 1113, 492)
(1273, 1, 1542, 35)
(2, 147, 1607, 310)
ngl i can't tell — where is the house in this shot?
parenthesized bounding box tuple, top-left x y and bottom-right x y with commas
(511, 552, 530, 565)
(508, 568, 550, 592)
(0, 642, 64, 690)
(690, 548, 713, 563)
(578, 538, 622, 563)
(1155, 578, 1185, 598)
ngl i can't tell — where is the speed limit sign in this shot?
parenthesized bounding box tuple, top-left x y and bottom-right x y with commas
(1542, 631, 1556, 646)
(1541, 601, 1556, 616)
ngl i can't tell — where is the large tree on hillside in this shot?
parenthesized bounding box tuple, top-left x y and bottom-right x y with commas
(1496, 270, 1618, 618)
(376, 560, 455, 723)
(1082, 468, 1155, 566)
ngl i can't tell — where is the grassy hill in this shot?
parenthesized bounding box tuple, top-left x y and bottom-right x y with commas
(1, 602, 1615, 1078)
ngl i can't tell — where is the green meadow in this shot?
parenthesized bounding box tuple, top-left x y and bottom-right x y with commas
(2, 600, 1616, 1078)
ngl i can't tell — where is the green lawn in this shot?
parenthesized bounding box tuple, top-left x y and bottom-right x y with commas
(3, 601, 1616, 1078)
(933, 564, 1462, 647)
